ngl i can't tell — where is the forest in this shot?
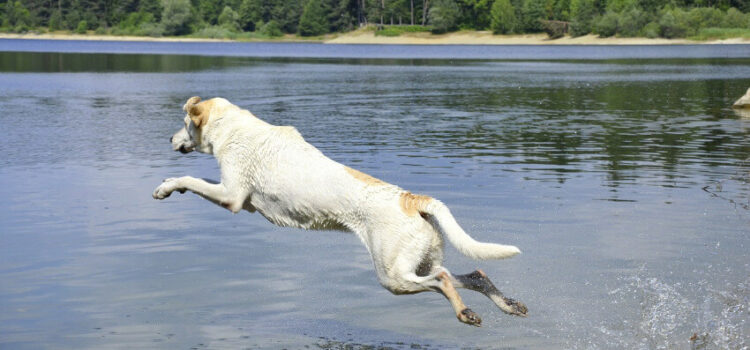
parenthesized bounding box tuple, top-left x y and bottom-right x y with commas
(3, 0, 750, 39)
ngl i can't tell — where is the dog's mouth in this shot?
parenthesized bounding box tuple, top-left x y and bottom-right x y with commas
(177, 145, 193, 154)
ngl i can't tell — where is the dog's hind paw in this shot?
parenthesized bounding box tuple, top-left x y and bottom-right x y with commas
(458, 308, 482, 327)
(503, 298, 528, 317)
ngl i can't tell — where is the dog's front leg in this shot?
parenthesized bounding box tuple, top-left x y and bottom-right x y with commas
(152, 176, 246, 213)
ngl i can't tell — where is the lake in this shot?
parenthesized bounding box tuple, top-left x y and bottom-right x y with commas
(0, 40, 748, 349)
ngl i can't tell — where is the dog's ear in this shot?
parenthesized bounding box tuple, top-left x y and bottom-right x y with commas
(183, 96, 207, 128)
(189, 104, 208, 128)
(183, 96, 201, 112)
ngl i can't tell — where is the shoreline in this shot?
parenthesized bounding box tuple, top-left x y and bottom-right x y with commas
(2, 31, 750, 45)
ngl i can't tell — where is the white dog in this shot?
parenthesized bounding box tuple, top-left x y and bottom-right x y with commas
(153, 96, 527, 326)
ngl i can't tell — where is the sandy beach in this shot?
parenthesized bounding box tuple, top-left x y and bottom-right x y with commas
(2, 30, 749, 45)
(327, 30, 750, 45)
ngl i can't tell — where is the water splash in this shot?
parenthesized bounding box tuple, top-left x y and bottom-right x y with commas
(602, 270, 749, 350)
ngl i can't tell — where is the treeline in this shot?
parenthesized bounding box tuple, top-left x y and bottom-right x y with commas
(2, 0, 750, 39)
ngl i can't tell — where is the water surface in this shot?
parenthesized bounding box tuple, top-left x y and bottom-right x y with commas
(0, 41, 749, 349)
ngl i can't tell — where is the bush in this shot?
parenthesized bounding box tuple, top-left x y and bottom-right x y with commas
(540, 20, 569, 38)
(75, 20, 88, 34)
(659, 8, 688, 38)
(687, 7, 723, 32)
(722, 7, 747, 28)
(428, 0, 461, 33)
(594, 11, 618, 37)
(617, 7, 649, 37)
(139, 22, 165, 36)
(691, 27, 750, 40)
(298, 0, 328, 36)
(13, 22, 29, 33)
(259, 20, 282, 37)
(375, 26, 401, 36)
(641, 21, 659, 38)
(218, 6, 240, 32)
(490, 0, 517, 34)
(193, 25, 236, 39)
(95, 26, 107, 35)
(375, 25, 431, 36)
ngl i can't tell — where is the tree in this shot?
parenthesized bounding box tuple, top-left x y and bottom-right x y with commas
(298, 0, 328, 36)
(328, 0, 356, 32)
(490, 0, 517, 34)
(161, 0, 192, 35)
(238, 0, 261, 31)
(569, 0, 596, 36)
(520, 0, 545, 32)
(428, 0, 460, 33)
(218, 5, 239, 31)
(456, 0, 492, 30)
(199, 0, 222, 24)
(139, 0, 163, 21)
(593, 10, 617, 37)
(75, 19, 87, 33)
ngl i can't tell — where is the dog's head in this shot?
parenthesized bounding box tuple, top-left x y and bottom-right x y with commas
(170, 96, 211, 154)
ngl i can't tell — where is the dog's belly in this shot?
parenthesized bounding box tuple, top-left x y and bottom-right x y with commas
(250, 192, 350, 232)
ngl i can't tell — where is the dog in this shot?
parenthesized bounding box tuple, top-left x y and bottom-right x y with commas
(153, 97, 527, 326)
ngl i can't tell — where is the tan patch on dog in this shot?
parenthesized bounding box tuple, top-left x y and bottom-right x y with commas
(399, 192, 433, 217)
(183, 96, 201, 112)
(346, 167, 385, 186)
(188, 99, 214, 128)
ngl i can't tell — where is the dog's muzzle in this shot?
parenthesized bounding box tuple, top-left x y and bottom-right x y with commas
(178, 145, 191, 154)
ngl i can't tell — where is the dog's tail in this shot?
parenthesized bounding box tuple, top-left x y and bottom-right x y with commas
(417, 197, 521, 260)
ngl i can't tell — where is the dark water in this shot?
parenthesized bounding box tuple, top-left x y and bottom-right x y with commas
(0, 41, 749, 349)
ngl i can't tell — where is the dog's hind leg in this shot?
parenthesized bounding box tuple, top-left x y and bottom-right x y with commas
(395, 270, 482, 327)
(452, 270, 527, 317)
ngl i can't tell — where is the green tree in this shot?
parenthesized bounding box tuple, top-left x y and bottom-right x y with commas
(328, 0, 356, 32)
(550, 0, 570, 20)
(617, 6, 648, 37)
(456, 0, 492, 29)
(259, 19, 282, 36)
(76, 19, 88, 33)
(722, 7, 746, 28)
(569, 0, 596, 36)
(298, 0, 328, 36)
(606, 0, 636, 12)
(48, 10, 63, 30)
(271, 0, 304, 33)
(139, 0, 164, 21)
(490, 0, 517, 33)
(658, 7, 688, 38)
(238, 0, 261, 31)
(593, 10, 617, 37)
(199, 0, 223, 24)
(428, 0, 460, 33)
(218, 5, 239, 31)
(161, 0, 193, 35)
(520, 0, 545, 32)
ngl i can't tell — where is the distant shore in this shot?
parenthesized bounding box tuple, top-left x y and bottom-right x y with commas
(2, 31, 750, 45)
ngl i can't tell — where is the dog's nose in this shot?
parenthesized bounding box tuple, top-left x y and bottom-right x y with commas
(169, 136, 173, 143)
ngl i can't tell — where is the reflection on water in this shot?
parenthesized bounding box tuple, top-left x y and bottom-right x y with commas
(0, 46, 749, 349)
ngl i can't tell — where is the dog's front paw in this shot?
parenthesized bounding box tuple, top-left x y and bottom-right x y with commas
(152, 178, 183, 199)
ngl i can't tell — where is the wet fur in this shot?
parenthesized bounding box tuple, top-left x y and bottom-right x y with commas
(153, 97, 527, 325)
